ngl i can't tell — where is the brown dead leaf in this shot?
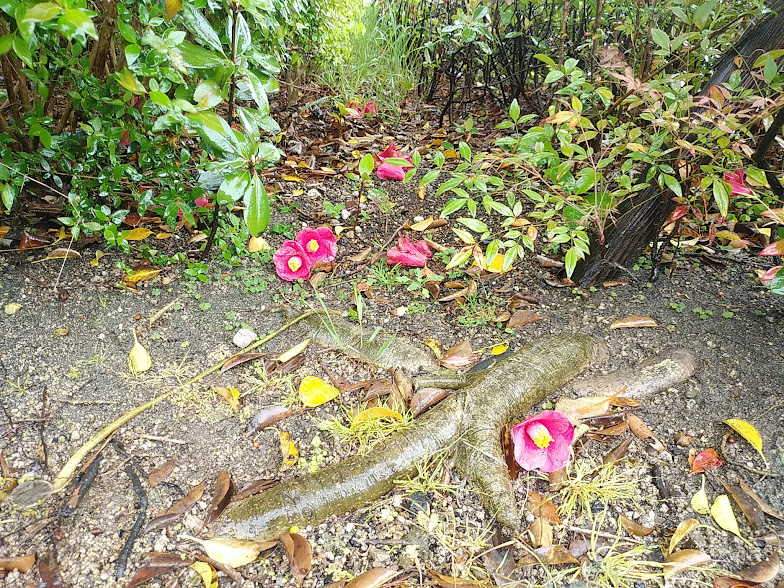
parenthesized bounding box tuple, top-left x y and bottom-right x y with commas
(739, 479, 784, 521)
(588, 421, 629, 439)
(233, 478, 276, 502)
(738, 551, 779, 584)
(127, 552, 194, 588)
(204, 471, 234, 526)
(527, 490, 562, 525)
(309, 271, 328, 289)
(529, 517, 553, 548)
(364, 378, 396, 401)
(664, 549, 712, 577)
(246, 405, 295, 436)
(38, 248, 81, 262)
(609, 315, 658, 329)
(145, 479, 204, 533)
(555, 396, 612, 425)
(409, 387, 449, 416)
(603, 438, 633, 465)
(0, 553, 35, 573)
(214, 386, 240, 413)
(619, 514, 654, 536)
(148, 459, 180, 487)
(536, 254, 563, 268)
(548, 467, 567, 491)
(430, 570, 490, 587)
(668, 518, 699, 554)
(37, 551, 67, 587)
(507, 310, 542, 328)
(502, 423, 521, 481)
(517, 545, 579, 566)
(722, 482, 765, 532)
(344, 568, 399, 588)
(627, 413, 666, 451)
(279, 532, 312, 585)
(19, 231, 52, 251)
(348, 247, 372, 262)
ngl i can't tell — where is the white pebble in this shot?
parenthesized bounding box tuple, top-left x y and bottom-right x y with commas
(233, 328, 258, 348)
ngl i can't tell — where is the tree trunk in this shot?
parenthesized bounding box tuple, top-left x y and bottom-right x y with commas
(572, 1, 784, 286)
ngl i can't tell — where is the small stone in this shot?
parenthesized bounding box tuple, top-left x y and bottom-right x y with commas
(306, 188, 321, 199)
(233, 328, 257, 348)
(340, 209, 351, 220)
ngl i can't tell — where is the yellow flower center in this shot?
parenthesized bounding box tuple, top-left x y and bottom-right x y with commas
(306, 239, 319, 252)
(528, 422, 553, 449)
(288, 256, 303, 271)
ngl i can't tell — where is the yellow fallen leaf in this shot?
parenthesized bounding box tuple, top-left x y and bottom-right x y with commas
(278, 430, 298, 470)
(277, 339, 309, 363)
(128, 333, 151, 375)
(182, 535, 274, 569)
(723, 418, 766, 463)
(716, 230, 741, 242)
(215, 386, 240, 413)
(443, 149, 459, 158)
(126, 268, 161, 283)
(282, 174, 303, 182)
(410, 217, 434, 231)
(418, 185, 427, 199)
(484, 253, 511, 273)
(54, 328, 69, 336)
(298, 376, 339, 407)
(491, 343, 509, 355)
(89, 250, 106, 266)
(155, 232, 172, 239)
(189, 561, 217, 588)
(668, 518, 699, 555)
(664, 549, 712, 578)
(31, 248, 81, 262)
(711, 494, 742, 538)
(248, 236, 271, 252)
(4, 303, 22, 315)
(423, 338, 442, 359)
(351, 407, 403, 428)
(122, 227, 153, 241)
(691, 476, 709, 515)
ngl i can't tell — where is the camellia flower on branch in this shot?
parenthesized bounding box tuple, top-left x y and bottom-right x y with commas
(511, 410, 574, 473)
(296, 226, 337, 264)
(273, 240, 313, 281)
(386, 234, 432, 267)
(724, 169, 753, 197)
(376, 142, 413, 181)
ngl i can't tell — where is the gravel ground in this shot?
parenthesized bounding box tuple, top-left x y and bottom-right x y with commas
(1, 190, 783, 586)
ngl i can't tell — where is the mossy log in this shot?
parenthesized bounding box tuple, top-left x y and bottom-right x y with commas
(214, 333, 605, 540)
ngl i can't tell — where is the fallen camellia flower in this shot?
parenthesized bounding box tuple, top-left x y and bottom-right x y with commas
(273, 240, 312, 281)
(346, 100, 377, 119)
(724, 169, 753, 197)
(376, 142, 413, 181)
(511, 410, 574, 472)
(386, 234, 432, 267)
(195, 195, 209, 207)
(296, 226, 337, 264)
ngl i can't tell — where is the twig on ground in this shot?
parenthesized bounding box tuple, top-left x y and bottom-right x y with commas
(114, 439, 147, 580)
(720, 433, 782, 478)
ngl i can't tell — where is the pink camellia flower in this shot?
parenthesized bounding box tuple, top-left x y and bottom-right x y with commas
(724, 169, 753, 197)
(376, 142, 413, 181)
(386, 234, 432, 267)
(194, 195, 209, 207)
(273, 240, 312, 281)
(296, 226, 337, 264)
(362, 101, 377, 116)
(511, 410, 574, 473)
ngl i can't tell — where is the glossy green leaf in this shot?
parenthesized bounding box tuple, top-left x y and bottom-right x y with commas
(771, 268, 784, 296)
(117, 67, 147, 95)
(693, 0, 719, 30)
(234, 12, 251, 55)
(458, 141, 471, 161)
(59, 8, 98, 40)
(181, 4, 224, 53)
(1, 182, 15, 211)
(244, 174, 270, 237)
(187, 111, 240, 156)
(440, 197, 468, 217)
(457, 217, 488, 233)
(217, 169, 252, 206)
(661, 173, 682, 198)
(12, 32, 33, 67)
(509, 98, 520, 122)
(242, 69, 269, 116)
(149, 91, 172, 110)
(713, 179, 730, 218)
(419, 170, 440, 186)
(445, 246, 473, 270)
(358, 153, 374, 178)
(237, 106, 280, 134)
(178, 41, 225, 68)
(124, 43, 141, 66)
(0, 33, 13, 55)
(22, 1, 61, 22)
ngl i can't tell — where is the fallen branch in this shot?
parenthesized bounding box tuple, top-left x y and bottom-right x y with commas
(214, 333, 606, 540)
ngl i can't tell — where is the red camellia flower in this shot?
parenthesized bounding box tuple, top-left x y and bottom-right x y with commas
(273, 240, 312, 281)
(376, 142, 413, 181)
(511, 411, 574, 472)
(386, 234, 432, 267)
(296, 226, 337, 264)
(724, 169, 753, 197)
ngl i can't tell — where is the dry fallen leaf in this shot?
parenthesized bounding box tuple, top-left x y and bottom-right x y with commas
(123, 227, 153, 241)
(0, 553, 35, 573)
(430, 569, 490, 587)
(722, 482, 765, 532)
(626, 413, 666, 451)
(691, 476, 710, 515)
(204, 471, 234, 526)
(278, 430, 298, 471)
(664, 549, 712, 577)
(603, 437, 633, 465)
(277, 339, 310, 363)
(690, 448, 723, 474)
(507, 310, 542, 328)
(723, 419, 766, 463)
(344, 568, 399, 588)
(517, 545, 579, 566)
(711, 494, 742, 538)
(737, 551, 780, 584)
(528, 517, 553, 548)
(299, 376, 340, 407)
(148, 459, 180, 487)
(409, 387, 449, 417)
(190, 560, 218, 588)
(126, 268, 161, 283)
(214, 386, 240, 412)
(128, 333, 152, 375)
(619, 514, 654, 536)
(246, 405, 295, 436)
(127, 552, 194, 588)
(183, 535, 274, 569)
(351, 406, 403, 428)
(554, 395, 612, 425)
(668, 518, 699, 554)
(279, 532, 312, 585)
(609, 315, 658, 329)
(738, 479, 784, 521)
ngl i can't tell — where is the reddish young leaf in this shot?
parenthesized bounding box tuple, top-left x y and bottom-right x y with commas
(759, 240, 784, 256)
(690, 448, 723, 474)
